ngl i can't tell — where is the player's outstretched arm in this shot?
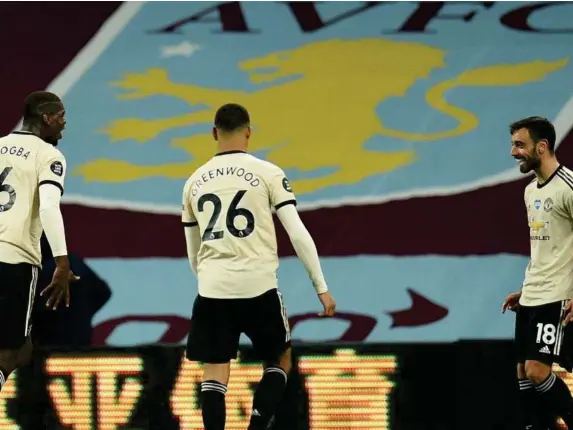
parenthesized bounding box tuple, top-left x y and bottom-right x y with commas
(276, 204, 336, 316)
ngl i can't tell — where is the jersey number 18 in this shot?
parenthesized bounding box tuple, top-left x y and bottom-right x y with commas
(198, 190, 255, 241)
(536, 322, 557, 345)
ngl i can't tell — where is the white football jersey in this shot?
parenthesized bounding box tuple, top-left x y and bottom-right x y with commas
(182, 150, 296, 299)
(521, 165, 573, 306)
(0, 131, 66, 266)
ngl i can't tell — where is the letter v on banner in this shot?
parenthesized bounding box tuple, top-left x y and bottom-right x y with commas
(149, 1, 255, 34)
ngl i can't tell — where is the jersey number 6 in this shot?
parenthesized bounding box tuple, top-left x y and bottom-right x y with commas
(0, 167, 16, 212)
(198, 190, 255, 241)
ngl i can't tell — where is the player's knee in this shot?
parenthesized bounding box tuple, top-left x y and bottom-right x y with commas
(16, 337, 33, 367)
(0, 349, 20, 374)
(517, 362, 527, 379)
(264, 348, 292, 374)
(525, 360, 552, 385)
(202, 362, 231, 385)
(277, 348, 292, 374)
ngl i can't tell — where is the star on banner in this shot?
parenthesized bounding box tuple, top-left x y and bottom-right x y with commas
(160, 41, 202, 58)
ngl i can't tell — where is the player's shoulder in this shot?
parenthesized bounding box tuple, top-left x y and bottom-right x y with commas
(15, 132, 65, 160)
(186, 158, 213, 182)
(556, 165, 573, 193)
(245, 154, 284, 176)
(183, 158, 211, 194)
(183, 170, 198, 191)
(0, 134, 12, 144)
(0, 132, 64, 162)
(39, 143, 65, 161)
(0, 131, 43, 147)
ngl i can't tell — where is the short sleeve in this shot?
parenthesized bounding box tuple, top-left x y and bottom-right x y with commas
(38, 150, 66, 196)
(182, 181, 197, 226)
(268, 167, 296, 210)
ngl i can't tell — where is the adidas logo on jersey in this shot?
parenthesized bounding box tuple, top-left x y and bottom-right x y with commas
(539, 345, 551, 354)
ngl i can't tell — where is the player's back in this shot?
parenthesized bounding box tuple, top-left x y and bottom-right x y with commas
(183, 150, 296, 299)
(0, 132, 64, 266)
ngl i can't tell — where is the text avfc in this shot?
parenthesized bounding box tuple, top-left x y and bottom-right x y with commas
(191, 166, 260, 196)
(0, 146, 30, 160)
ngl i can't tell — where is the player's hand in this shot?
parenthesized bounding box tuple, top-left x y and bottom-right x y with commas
(40, 266, 80, 310)
(563, 300, 573, 326)
(501, 291, 521, 313)
(318, 291, 336, 317)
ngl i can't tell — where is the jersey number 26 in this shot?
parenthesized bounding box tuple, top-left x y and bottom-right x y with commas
(198, 190, 255, 241)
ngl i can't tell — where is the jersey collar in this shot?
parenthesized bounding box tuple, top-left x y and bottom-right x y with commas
(214, 150, 246, 156)
(11, 130, 58, 146)
(537, 164, 562, 189)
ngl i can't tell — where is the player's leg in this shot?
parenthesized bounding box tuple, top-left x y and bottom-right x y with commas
(0, 263, 38, 391)
(256, 347, 293, 430)
(200, 363, 231, 430)
(516, 305, 549, 429)
(0, 337, 33, 391)
(0, 349, 18, 391)
(526, 301, 573, 427)
(244, 289, 292, 430)
(16, 335, 33, 367)
(185, 295, 239, 430)
(518, 361, 557, 429)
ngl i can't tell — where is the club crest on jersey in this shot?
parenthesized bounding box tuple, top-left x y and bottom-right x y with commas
(534, 199, 541, 210)
(50, 161, 63, 177)
(282, 177, 292, 193)
(544, 197, 553, 212)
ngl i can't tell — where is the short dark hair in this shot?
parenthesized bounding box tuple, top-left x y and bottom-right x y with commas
(23, 91, 62, 123)
(214, 103, 250, 132)
(509, 116, 556, 152)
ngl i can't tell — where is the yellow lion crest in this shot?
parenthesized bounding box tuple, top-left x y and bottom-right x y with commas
(75, 38, 567, 195)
